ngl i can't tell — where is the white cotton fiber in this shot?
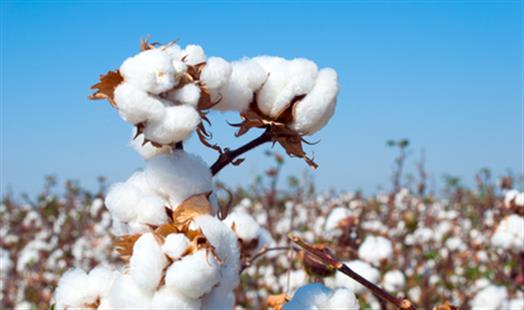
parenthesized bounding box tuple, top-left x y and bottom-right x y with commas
(283, 283, 331, 309)
(163, 44, 183, 61)
(165, 249, 220, 299)
(87, 265, 119, 299)
(212, 59, 267, 111)
(151, 286, 201, 309)
(201, 284, 236, 309)
(200, 57, 232, 90)
(358, 235, 393, 265)
(135, 195, 168, 226)
(127, 171, 157, 196)
(114, 83, 166, 124)
(224, 209, 261, 242)
(325, 207, 351, 231)
(104, 182, 141, 222)
(470, 285, 507, 309)
(143, 105, 201, 145)
(129, 233, 168, 293)
(165, 83, 201, 107)
(129, 131, 171, 160)
(335, 260, 380, 294)
(54, 268, 96, 308)
(290, 68, 339, 135)
(144, 151, 212, 208)
(120, 49, 176, 94)
(108, 274, 152, 308)
(328, 288, 360, 309)
(162, 233, 190, 259)
(491, 214, 524, 251)
(382, 270, 406, 292)
(183, 44, 206, 65)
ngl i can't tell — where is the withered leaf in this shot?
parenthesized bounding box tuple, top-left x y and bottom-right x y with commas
(89, 70, 123, 107)
(113, 234, 141, 260)
(267, 293, 291, 310)
(171, 192, 213, 227)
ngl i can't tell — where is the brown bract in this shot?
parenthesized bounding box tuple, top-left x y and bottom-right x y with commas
(88, 70, 124, 107)
(267, 293, 291, 310)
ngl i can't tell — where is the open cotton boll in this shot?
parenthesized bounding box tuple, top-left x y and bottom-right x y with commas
(201, 284, 236, 309)
(129, 233, 168, 293)
(143, 105, 201, 145)
(135, 195, 168, 226)
(224, 209, 261, 242)
(108, 274, 152, 309)
(183, 44, 206, 65)
(470, 285, 507, 309)
(325, 207, 351, 231)
(234, 58, 268, 90)
(105, 182, 141, 222)
(200, 57, 232, 90)
(358, 235, 393, 265)
(54, 268, 97, 309)
(163, 44, 183, 61)
(328, 288, 360, 309)
(290, 68, 339, 135)
(114, 83, 166, 124)
(120, 48, 176, 94)
(382, 270, 406, 292)
(127, 171, 157, 196)
(145, 151, 212, 208)
(165, 249, 221, 299)
(335, 260, 379, 294)
(283, 283, 332, 309)
(130, 130, 171, 160)
(162, 233, 190, 260)
(87, 266, 120, 300)
(165, 83, 201, 107)
(491, 215, 524, 251)
(152, 286, 201, 309)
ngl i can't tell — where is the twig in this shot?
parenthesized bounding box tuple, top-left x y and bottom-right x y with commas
(289, 234, 416, 310)
(210, 129, 272, 175)
(240, 246, 292, 273)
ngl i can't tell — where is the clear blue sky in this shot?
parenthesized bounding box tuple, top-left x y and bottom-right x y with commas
(1, 1, 522, 197)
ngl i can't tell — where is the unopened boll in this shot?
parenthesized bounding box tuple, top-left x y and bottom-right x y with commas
(120, 48, 177, 94)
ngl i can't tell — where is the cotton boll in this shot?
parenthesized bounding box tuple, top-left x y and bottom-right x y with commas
(54, 268, 96, 308)
(127, 171, 156, 196)
(87, 266, 120, 299)
(163, 44, 183, 61)
(328, 288, 360, 309)
(129, 130, 171, 160)
(335, 260, 379, 294)
(135, 195, 168, 226)
(224, 209, 261, 242)
(325, 207, 351, 231)
(151, 286, 201, 309)
(114, 83, 166, 124)
(283, 283, 331, 309)
(290, 68, 339, 135)
(491, 214, 524, 251)
(145, 151, 212, 208)
(108, 274, 152, 308)
(120, 49, 176, 94)
(105, 182, 141, 222)
(253, 56, 290, 116)
(143, 105, 201, 145)
(129, 233, 168, 293)
(213, 71, 254, 111)
(358, 236, 393, 265)
(201, 284, 236, 309)
(165, 83, 201, 107)
(162, 233, 190, 260)
(165, 249, 220, 299)
(200, 57, 232, 90)
(382, 270, 406, 292)
(234, 58, 268, 90)
(470, 285, 507, 309)
(183, 44, 206, 65)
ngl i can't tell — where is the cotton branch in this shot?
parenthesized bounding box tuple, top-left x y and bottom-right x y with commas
(289, 234, 417, 310)
(210, 129, 272, 175)
(240, 246, 292, 273)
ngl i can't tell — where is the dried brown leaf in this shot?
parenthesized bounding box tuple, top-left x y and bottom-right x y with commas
(171, 192, 213, 227)
(89, 70, 123, 107)
(267, 293, 291, 310)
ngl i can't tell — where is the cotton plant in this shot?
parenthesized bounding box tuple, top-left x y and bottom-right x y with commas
(53, 37, 346, 309)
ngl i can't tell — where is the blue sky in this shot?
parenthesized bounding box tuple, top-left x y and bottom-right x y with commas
(1, 1, 522, 196)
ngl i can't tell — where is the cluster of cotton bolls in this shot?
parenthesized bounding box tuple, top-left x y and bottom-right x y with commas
(54, 215, 240, 309)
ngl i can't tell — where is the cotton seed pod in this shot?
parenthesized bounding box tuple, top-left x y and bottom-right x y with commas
(301, 245, 337, 278)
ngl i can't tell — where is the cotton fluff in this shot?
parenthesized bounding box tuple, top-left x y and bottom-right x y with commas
(87, 265, 120, 300)
(358, 235, 393, 265)
(491, 214, 524, 251)
(129, 233, 168, 293)
(108, 274, 152, 308)
(114, 83, 165, 124)
(284, 283, 359, 310)
(162, 233, 190, 259)
(470, 285, 507, 309)
(182, 44, 206, 65)
(105, 182, 141, 222)
(151, 286, 202, 309)
(120, 48, 177, 94)
(335, 260, 380, 294)
(130, 131, 171, 160)
(224, 209, 273, 252)
(54, 268, 96, 308)
(254, 56, 318, 118)
(200, 57, 232, 90)
(290, 68, 339, 135)
(213, 59, 267, 111)
(382, 270, 406, 292)
(324, 207, 351, 231)
(145, 151, 212, 209)
(505, 189, 524, 208)
(165, 83, 201, 107)
(165, 249, 221, 299)
(143, 104, 200, 145)
(135, 195, 168, 225)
